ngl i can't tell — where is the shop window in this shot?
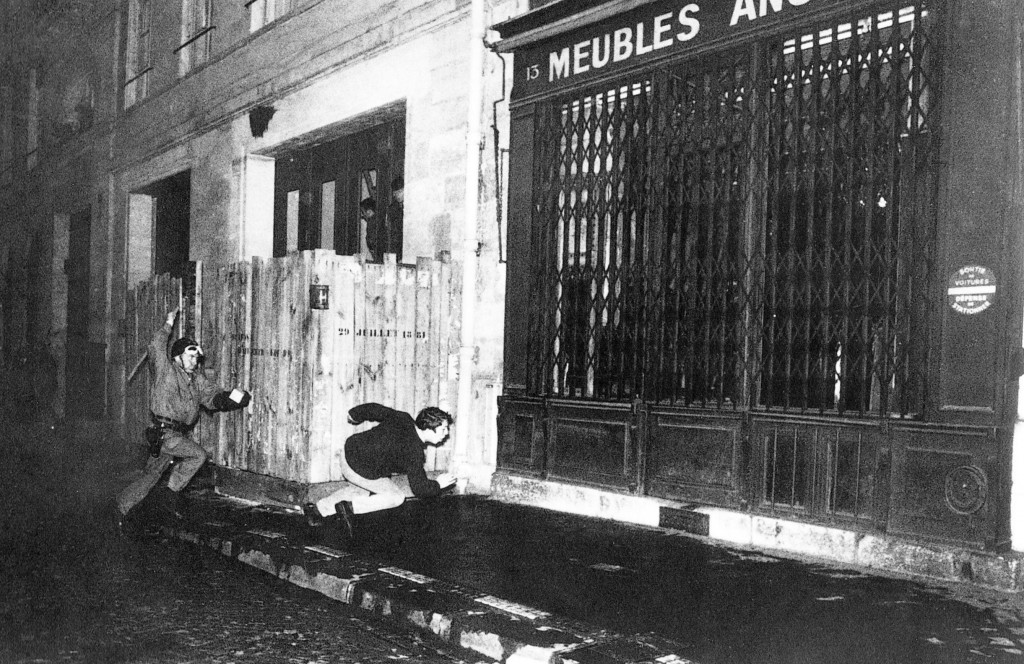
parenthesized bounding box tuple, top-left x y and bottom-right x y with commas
(525, 1, 937, 419)
(247, 0, 293, 32)
(759, 4, 934, 417)
(123, 0, 151, 109)
(177, 0, 213, 76)
(533, 80, 652, 400)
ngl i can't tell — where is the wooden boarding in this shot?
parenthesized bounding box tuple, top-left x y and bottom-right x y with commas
(126, 251, 455, 486)
(332, 256, 359, 481)
(123, 272, 184, 450)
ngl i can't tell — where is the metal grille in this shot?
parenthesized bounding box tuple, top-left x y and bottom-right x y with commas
(652, 49, 753, 408)
(528, 1, 938, 419)
(760, 4, 937, 416)
(530, 79, 653, 400)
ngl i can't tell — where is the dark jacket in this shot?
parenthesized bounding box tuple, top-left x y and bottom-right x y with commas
(344, 403, 442, 498)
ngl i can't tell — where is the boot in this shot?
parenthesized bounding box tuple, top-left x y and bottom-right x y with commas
(303, 503, 326, 527)
(334, 500, 355, 541)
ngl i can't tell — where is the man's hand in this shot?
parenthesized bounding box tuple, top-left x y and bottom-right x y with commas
(165, 307, 180, 327)
(435, 472, 457, 489)
(213, 389, 251, 411)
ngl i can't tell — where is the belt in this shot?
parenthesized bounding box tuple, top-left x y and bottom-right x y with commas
(150, 413, 191, 434)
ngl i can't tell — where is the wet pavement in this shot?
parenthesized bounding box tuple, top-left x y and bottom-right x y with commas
(360, 498, 1024, 663)
(0, 422, 472, 664)
(190, 490, 1024, 664)
(6, 418, 1024, 664)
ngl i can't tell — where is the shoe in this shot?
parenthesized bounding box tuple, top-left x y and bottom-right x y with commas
(303, 502, 325, 527)
(334, 500, 355, 541)
(154, 486, 186, 519)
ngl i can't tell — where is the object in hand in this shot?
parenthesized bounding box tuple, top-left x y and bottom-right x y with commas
(213, 389, 251, 411)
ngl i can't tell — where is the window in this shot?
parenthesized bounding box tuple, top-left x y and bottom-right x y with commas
(124, 0, 151, 108)
(526, 2, 937, 419)
(272, 117, 405, 260)
(178, 0, 212, 76)
(57, 74, 96, 137)
(247, 0, 293, 32)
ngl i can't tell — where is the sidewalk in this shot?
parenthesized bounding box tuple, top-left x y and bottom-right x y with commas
(489, 474, 1024, 593)
(144, 483, 1024, 664)
(157, 490, 694, 664)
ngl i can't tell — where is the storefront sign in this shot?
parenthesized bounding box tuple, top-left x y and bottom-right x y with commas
(512, 0, 856, 98)
(947, 265, 996, 315)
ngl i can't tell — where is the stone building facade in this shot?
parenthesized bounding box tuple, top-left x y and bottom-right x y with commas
(0, 0, 521, 488)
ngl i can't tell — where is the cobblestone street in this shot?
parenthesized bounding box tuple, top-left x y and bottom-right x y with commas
(0, 423, 467, 664)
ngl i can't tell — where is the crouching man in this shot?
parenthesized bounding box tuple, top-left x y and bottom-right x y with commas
(114, 307, 251, 532)
(303, 403, 456, 541)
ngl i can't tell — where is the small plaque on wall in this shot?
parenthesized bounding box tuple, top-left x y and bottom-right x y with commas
(310, 284, 329, 310)
(947, 265, 995, 315)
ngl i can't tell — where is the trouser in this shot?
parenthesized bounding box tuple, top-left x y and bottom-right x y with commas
(116, 432, 208, 516)
(316, 437, 412, 517)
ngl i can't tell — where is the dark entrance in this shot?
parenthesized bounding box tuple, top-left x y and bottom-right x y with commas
(151, 170, 192, 280)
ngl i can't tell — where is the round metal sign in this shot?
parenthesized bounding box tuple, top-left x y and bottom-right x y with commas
(947, 265, 996, 315)
(944, 465, 987, 515)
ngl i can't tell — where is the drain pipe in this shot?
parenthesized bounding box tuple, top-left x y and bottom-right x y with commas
(454, 0, 486, 487)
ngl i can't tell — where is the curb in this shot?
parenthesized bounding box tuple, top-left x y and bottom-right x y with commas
(158, 501, 696, 664)
(490, 474, 1024, 593)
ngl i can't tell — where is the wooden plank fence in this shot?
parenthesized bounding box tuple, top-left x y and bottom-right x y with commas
(125, 251, 455, 485)
(124, 273, 184, 446)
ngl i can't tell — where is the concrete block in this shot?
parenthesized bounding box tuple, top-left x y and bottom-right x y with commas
(491, 474, 660, 527)
(506, 644, 560, 663)
(563, 634, 695, 664)
(959, 553, 1024, 591)
(237, 548, 278, 576)
(700, 507, 752, 545)
(751, 516, 858, 565)
(856, 534, 956, 581)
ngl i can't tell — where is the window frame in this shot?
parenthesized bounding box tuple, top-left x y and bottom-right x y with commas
(123, 0, 152, 109)
(177, 0, 214, 76)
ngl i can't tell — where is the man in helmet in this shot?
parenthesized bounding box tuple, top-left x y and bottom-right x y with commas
(113, 307, 251, 533)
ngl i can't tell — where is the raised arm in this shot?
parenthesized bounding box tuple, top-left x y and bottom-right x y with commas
(148, 308, 179, 371)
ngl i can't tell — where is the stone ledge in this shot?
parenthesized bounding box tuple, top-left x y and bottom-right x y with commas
(491, 473, 1024, 593)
